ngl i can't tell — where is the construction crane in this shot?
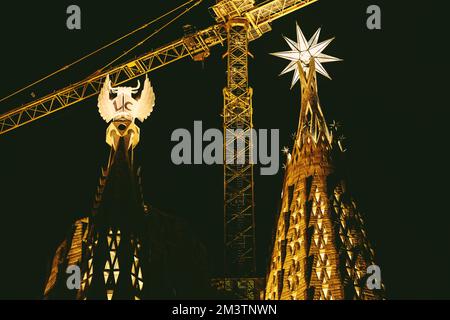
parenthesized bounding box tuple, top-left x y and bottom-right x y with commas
(0, 0, 318, 298)
(0, 0, 317, 135)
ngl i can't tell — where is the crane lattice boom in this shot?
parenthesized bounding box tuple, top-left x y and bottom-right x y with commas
(0, 0, 317, 135)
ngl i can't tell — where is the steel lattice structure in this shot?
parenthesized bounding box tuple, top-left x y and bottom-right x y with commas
(0, 24, 226, 135)
(223, 16, 255, 276)
(0, 0, 318, 135)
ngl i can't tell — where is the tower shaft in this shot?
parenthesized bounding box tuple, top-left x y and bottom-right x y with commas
(223, 17, 256, 277)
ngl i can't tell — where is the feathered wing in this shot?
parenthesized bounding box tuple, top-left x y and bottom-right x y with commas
(97, 75, 115, 122)
(134, 76, 155, 122)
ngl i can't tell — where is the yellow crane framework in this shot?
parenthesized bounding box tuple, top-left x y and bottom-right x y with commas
(0, 0, 317, 135)
(0, 0, 318, 296)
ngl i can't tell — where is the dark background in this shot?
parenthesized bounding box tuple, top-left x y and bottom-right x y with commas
(0, 0, 447, 299)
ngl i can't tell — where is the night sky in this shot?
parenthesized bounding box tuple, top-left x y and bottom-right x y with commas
(0, 1, 447, 299)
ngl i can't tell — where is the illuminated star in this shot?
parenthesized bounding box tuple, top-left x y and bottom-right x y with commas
(271, 23, 342, 88)
(329, 120, 341, 131)
(282, 146, 290, 154)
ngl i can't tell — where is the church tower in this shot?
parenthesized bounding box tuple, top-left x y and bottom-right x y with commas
(264, 24, 384, 300)
(43, 76, 209, 299)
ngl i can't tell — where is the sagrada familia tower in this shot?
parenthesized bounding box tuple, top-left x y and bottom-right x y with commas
(43, 76, 209, 300)
(264, 24, 385, 300)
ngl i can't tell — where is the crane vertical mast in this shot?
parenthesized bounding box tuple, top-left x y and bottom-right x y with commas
(209, 0, 318, 298)
(211, 0, 257, 278)
(223, 14, 255, 277)
(209, 0, 258, 299)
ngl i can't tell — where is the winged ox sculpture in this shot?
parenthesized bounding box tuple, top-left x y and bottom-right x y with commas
(97, 75, 155, 123)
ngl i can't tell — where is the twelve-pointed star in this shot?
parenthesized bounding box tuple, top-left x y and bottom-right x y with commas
(271, 22, 342, 88)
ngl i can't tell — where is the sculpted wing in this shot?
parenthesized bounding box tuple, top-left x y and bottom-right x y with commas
(134, 76, 155, 122)
(97, 75, 115, 122)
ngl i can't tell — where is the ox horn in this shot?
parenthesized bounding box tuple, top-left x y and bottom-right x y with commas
(108, 79, 118, 93)
(131, 80, 141, 93)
